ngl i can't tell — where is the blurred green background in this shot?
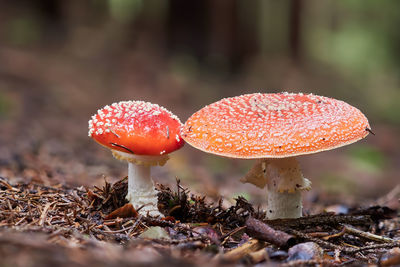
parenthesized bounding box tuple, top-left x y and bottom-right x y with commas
(0, 0, 399, 209)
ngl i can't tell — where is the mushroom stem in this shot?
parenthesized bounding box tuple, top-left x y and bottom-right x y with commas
(266, 179, 303, 219)
(126, 162, 162, 217)
(241, 157, 311, 219)
(264, 157, 311, 219)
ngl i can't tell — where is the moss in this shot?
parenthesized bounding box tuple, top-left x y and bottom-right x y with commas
(319, 173, 357, 195)
(347, 145, 386, 173)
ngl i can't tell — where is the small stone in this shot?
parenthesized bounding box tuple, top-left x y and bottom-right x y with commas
(287, 242, 323, 261)
(324, 204, 349, 214)
(267, 248, 288, 261)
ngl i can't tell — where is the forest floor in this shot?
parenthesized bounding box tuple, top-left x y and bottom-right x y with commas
(0, 175, 399, 266)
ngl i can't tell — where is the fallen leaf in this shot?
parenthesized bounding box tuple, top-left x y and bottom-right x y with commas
(139, 226, 170, 240)
(105, 203, 138, 220)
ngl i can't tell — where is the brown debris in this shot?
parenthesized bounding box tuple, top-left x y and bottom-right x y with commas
(38, 202, 54, 226)
(157, 179, 263, 226)
(342, 224, 395, 243)
(247, 248, 269, 264)
(267, 213, 373, 230)
(89, 177, 128, 214)
(0, 176, 398, 266)
(349, 206, 397, 221)
(245, 217, 295, 248)
(220, 239, 264, 262)
(104, 203, 138, 220)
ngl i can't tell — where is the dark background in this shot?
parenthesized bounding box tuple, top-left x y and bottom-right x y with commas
(0, 0, 399, 209)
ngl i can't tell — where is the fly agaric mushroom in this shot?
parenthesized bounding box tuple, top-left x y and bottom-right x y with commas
(89, 101, 184, 217)
(181, 93, 371, 219)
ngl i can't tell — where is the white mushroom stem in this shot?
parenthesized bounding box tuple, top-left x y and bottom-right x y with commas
(126, 162, 161, 217)
(112, 150, 169, 217)
(241, 157, 311, 219)
(266, 185, 303, 219)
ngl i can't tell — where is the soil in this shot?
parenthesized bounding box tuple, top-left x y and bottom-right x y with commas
(0, 175, 399, 266)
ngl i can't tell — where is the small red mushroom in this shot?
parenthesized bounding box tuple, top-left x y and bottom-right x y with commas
(89, 100, 184, 217)
(182, 93, 371, 219)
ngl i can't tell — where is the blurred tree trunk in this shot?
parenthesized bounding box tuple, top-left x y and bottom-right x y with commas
(166, 0, 259, 72)
(166, 0, 208, 60)
(208, 0, 259, 72)
(208, 0, 237, 70)
(289, 0, 302, 62)
(130, 1, 168, 52)
(258, 1, 290, 56)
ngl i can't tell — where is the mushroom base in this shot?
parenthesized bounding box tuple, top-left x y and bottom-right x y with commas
(126, 162, 162, 217)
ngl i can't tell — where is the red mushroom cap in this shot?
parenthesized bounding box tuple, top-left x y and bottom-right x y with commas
(182, 93, 370, 159)
(89, 101, 184, 156)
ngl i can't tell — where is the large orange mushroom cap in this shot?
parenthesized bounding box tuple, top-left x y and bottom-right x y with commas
(182, 93, 370, 159)
(89, 101, 184, 156)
